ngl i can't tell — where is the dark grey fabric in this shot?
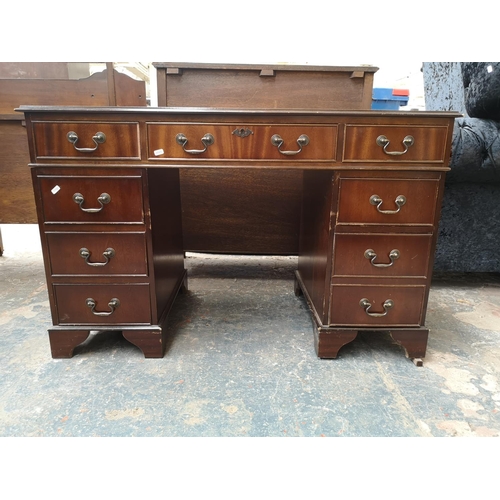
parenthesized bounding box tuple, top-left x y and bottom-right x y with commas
(435, 183, 500, 272)
(462, 62, 500, 120)
(436, 116, 500, 272)
(421, 62, 500, 272)
(448, 117, 500, 183)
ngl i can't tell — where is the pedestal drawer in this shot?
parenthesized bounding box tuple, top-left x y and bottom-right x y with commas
(32, 121, 141, 159)
(343, 124, 448, 163)
(38, 174, 144, 223)
(147, 123, 337, 161)
(337, 177, 439, 225)
(53, 284, 152, 325)
(46, 232, 148, 276)
(329, 285, 426, 327)
(332, 233, 432, 278)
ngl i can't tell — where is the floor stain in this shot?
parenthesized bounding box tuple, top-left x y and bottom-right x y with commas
(221, 404, 239, 415)
(454, 301, 500, 332)
(426, 353, 479, 396)
(182, 400, 209, 426)
(438, 420, 500, 437)
(373, 358, 433, 436)
(105, 408, 145, 420)
(457, 399, 487, 420)
(480, 374, 498, 392)
(435, 420, 473, 436)
(0, 302, 48, 326)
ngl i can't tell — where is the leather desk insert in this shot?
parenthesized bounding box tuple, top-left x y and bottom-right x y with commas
(19, 106, 459, 364)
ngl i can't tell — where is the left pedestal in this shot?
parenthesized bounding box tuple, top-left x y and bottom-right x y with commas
(31, 165, 185, 359)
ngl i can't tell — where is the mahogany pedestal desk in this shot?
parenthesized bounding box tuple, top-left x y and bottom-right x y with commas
(19, 105, 459, 364)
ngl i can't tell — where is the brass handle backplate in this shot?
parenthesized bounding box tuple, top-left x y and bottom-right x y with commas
(370, 194, 406, 214)
(359, 298, 394, 317)
(73, 192, 111, 213)
(176, 133, 215, 154)
(67, 131, 106, 152)
(376, 135, 414, 156)
(85, 297, 120, 316)
(364, 248, 400, 268)
(271, 134, 309, 155)
(79, 247, 115, 266)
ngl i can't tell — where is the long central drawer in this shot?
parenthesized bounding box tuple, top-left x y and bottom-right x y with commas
(147, 123, 338, 161)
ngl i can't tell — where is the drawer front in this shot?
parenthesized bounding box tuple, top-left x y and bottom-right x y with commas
(32, 121, 141, 159)
(329, 285, 426, 327)
(53, 284, 151, 325)
(147, 123, 337, 161)
(46, 232, 148, 276)
(38, 175, 144, 223)
(332, 233, 432, 278)
(343, 124, 449, 163)
(337, 178, 439, 225)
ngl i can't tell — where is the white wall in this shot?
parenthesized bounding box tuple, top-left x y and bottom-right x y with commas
(6, 1, 479, 112)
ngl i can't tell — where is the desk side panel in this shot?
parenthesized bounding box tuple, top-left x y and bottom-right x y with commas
(298, 170, 335, 323)
(147, 168, 185, 320)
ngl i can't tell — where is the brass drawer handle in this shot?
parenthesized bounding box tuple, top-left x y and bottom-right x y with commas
(271, 134, 309, 155)
(370, 194, 406, 214)
(376, 135, 414, 156)
(364, 248, 400, 267)
(67, 131, 106, 152)
(176, 133, 214, 154)
(79, 247, 115, 266)
(359, 298, 394, 317)
(73, 192, 111, 213)
(85, 297, 120, 316)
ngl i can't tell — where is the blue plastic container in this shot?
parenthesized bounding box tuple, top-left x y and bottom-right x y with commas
(372, 88, 409, 110)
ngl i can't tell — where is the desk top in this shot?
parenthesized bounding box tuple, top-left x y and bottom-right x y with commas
(16, 105, 463, 118)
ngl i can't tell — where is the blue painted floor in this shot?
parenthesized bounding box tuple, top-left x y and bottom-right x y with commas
(1, 224, 500, 438)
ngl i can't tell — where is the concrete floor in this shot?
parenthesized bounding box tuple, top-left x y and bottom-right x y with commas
(1, 224, 500, 438)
